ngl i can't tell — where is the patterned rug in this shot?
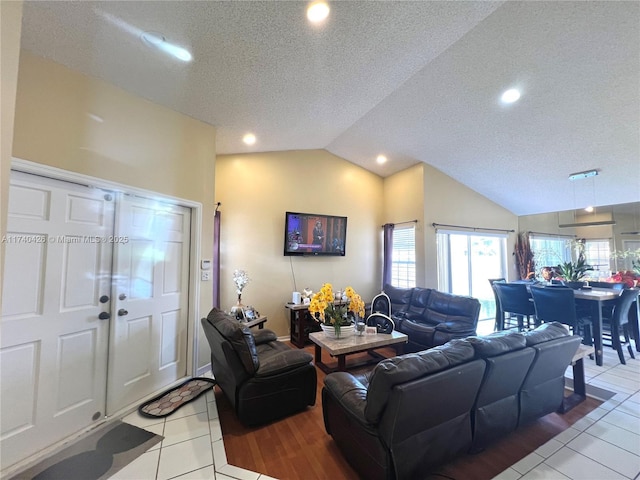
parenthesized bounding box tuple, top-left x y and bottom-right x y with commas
(12, 421, 162, 480)
(138, 377, 216, 418)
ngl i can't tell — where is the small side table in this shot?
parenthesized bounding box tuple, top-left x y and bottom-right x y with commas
(559, 344, 594, 413)
(285, 303, 321, 348)
(241, 316, 267, 329)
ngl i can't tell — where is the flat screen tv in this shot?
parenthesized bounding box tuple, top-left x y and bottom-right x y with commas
(284, 211, 347, 256)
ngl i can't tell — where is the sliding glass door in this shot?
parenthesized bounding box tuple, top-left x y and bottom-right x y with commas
(437, 231, 507, 321)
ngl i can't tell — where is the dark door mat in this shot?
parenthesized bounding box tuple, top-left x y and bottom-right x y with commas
(11, 420, 163, 480)
(138, 377, 216, 418)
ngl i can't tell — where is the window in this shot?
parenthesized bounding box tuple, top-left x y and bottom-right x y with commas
(584, 239, 611, 276)
(621, 240, 640, 272)
(436, 230, 507, 321)
(529, 234, 572, 270)
(390, 225, 416, 288)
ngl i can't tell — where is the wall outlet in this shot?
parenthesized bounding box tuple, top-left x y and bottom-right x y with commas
(201, 271, 211, 281)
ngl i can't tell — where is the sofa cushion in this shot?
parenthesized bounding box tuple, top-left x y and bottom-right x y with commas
(467, 330, 527, 358)
(207, 308, 260, 374)
(256, 348, 313, 377)
(425, 290, 480, 328)
(524, 322, 569, 346)
(398, 320, 436, 346)
(383, 284, 414, 316)
(403, 287, 432, 322)
(365, 339, 475, 423)
(253, 329, 278, 345)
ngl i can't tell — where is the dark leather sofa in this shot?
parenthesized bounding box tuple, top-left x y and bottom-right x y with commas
(201, 308, 317, 426)
(383, 284, 481, 352)
(322, 322, 581, 480)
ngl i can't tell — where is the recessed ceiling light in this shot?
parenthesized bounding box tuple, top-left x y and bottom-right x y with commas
(307, 1, 330, 23)
(376, 155, 387, 165)
(584, 206, 594, 213)
(243, 133, 256, 146)
(141, 31, 192, 62)
(501, 88, 521, 104)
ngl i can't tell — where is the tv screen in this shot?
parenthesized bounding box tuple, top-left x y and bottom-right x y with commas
(284, 211, 347, 256)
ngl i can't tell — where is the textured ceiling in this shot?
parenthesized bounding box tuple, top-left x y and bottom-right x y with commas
(18, 1, 640, 216)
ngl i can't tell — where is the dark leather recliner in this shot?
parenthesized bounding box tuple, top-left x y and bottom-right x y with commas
(322, 340, 485, 480)
(322, 322, 581, 479)
(466, 323, 581, 450)
(201, 308, 317, 426)
(384, 284, 481, 352)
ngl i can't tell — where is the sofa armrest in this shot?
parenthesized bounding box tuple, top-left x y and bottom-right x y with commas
(255, 350, 313, 377)
(252, 329, 278, 345)
(434, 321, 475, 334)
(391, 314, 405, 330)
(323, 372, 369, 425)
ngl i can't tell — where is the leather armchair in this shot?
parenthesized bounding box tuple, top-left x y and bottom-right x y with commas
(201, 308, 317, 426)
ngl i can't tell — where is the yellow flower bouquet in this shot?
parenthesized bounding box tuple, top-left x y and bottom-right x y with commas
(309, 283, 365, 338)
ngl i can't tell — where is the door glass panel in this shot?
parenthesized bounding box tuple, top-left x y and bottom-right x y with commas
(449, 234, 470, 296)
(469, 236, 505, 321)
(438, 231, 507, 321)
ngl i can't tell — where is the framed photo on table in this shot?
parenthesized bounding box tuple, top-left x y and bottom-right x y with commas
(242, 307, 257, 321)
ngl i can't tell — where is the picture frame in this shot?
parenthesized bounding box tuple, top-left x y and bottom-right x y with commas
(243, 307, 257, 320)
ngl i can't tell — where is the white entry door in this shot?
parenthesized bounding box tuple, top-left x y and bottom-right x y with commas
(1, 172, 114, 468)
(107, 194, 191, 414)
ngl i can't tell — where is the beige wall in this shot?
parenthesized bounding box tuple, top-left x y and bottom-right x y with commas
(0, 1, 24, 314)
(215, 152, 520, 337)
(215, 150, 384, 337)
(518, 211, 574, 237)
(383, 163, 426, 285)
(13, 52, 216, 202)
(10, 51, 217, 370)
(423, 164, 520, 284)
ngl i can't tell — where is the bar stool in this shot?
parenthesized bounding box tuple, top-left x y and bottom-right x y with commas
(530, 286, 593, 346)
(602, 288, 638, 365)
(493, 282, 536, 331)
(488, 278, 506, 331)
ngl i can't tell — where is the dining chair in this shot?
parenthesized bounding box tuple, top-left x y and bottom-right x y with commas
(630, 299, 640, 353)
(488, 278, 506, 331)
(601, 288, 638, 365)
(492, 282, 536, 331)
(529, 286, 592, 346)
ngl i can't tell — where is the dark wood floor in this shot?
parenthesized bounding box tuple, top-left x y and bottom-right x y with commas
(216, 343, 601, 480)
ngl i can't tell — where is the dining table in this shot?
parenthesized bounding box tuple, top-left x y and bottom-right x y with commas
(572, 288, 620, 366)
(497, 282, 621, 366)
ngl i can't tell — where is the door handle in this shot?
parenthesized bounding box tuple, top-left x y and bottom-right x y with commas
(98, 312, 110, 320)
(118, 309, 128, 317)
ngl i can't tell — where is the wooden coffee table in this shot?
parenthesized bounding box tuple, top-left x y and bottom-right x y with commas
(309, 330, 408, 374)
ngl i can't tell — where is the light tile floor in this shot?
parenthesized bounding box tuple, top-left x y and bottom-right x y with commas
(112, 338, 640, 480)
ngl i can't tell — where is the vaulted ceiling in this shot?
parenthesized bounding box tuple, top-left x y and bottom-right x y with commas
(18, 1, 640, 215)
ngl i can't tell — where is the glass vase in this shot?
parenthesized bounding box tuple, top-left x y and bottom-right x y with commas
(230, 293, 244, 319)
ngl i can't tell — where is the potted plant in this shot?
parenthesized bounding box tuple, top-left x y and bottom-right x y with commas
(555, 246, 593, 289)
(309, 283, 365, 338)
